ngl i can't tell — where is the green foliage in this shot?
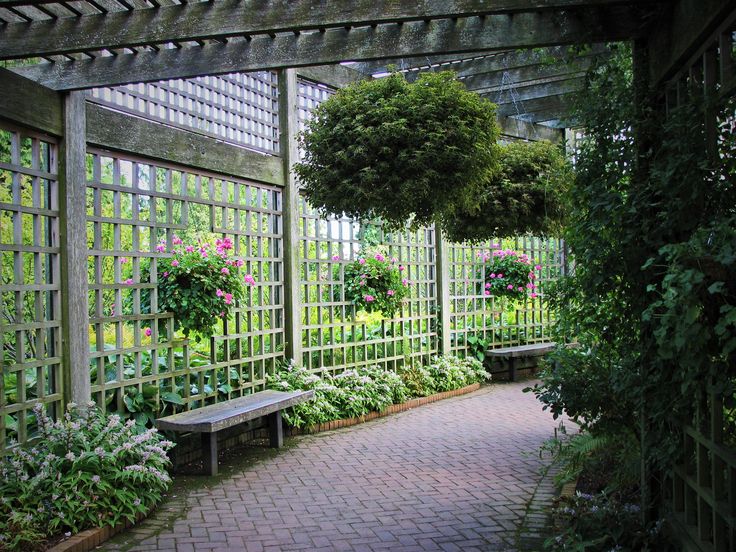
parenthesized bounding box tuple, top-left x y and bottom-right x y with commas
(479, 247, 541, 301)
(442, 141, 571, 243)
(295, 71, 500, 231)
(137, 236, 255, 340)
(545, 492, 671, 551)
(343, 252, 409, 316)
(0, 403, 173, 550)
(267, 356, 489, 428)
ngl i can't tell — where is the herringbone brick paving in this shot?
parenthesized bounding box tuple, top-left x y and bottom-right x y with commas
(101, 381, 562, 551)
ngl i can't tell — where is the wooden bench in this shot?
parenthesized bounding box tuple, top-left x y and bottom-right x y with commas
(156, 389, 314, 475)
(485, 342, 556, 382)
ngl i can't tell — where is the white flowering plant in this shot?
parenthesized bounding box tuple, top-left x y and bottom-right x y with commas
(0, 402, 174, 551)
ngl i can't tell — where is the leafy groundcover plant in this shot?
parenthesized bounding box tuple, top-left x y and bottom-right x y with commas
(267, 356, 490, 428)
(343, 252, 409, 316)
(0, 403, 174, 551)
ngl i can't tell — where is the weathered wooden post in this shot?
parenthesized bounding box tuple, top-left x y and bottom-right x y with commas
(434, 226, 452, 354)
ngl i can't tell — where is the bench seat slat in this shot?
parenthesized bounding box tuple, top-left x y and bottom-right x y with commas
(156, 389, 314, 433)
(485, 342, 556, 358)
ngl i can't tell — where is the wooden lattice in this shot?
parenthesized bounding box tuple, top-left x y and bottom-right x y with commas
(299, 199, 438, 373)
(85, 149, 285, 418)
(448, 237, 565, 355)
(89, 72, 280, 155)
(0, 123, 62, 448)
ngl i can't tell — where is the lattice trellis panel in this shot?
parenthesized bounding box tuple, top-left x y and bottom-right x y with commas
(86, 149, 284, 418)
(0, 123, 62, 449)
(297, 78, 334, 133)
(448, 237, 565, 355)
(299, 199, 437, 373)
(89, 72, 280, 154)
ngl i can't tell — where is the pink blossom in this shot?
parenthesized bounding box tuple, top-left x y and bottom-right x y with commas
(386, 289, 395, 296)
(391, 257, 398, 264)
(364, 294, 375, 302)
(358, 258, 366, 265)
(485, 283, 491, 289)
(244, 274, 256, 286)
(507, 284, 514, 290)
(529, 272, 535, 279)
(201, 251, 208, 258)
(162, 271, 169, 278)
(526, 283, 534, 289)
(185, 245, 195, 253)
(219, 311, 226, 318)
(484, 290, 491, 296)
(145, 328, 152, 337)
(236, 259, 244, 267)
(402, 278, 409, 286)
(172, 235, 183, 245)
(530, 293, 538, 298)
(221, 267, 230, 275)
(518, 287, 524, 292)
(216, 289, 224, 297)
(124, 278, 134, 285)
(120, 257, 129, 264)
(497, 273, 504, 278)
(156, 243, 166, 253)
(332, 255, 340, 261)
(535, 264, 542, 270)
(360, 280, 366, 286)
(489, 273, 496, 279)
(374, 253, 385, 262)
(398, 265, 405, 271)
(171, 260, 179, 267)
(224, 293, 233, 305)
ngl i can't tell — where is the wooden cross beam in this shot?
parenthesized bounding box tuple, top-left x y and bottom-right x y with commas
(13, 6, 648, 90)
(0, 0, 663, 60)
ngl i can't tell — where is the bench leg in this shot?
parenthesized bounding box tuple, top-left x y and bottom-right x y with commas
(268, 411, 283, 448)
(202, 433, 218, 476)
(508, 356, 516, 382)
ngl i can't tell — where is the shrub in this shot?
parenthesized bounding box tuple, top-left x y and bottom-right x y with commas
(343, 252, 409, 316)
(400, 364, 436, 398)
(442, 140, 571, 243)
(426, 355, 490, 392)
(0, 403, 174, 551)
(295, 71, 500, 231)
(545, 492, 672, 551)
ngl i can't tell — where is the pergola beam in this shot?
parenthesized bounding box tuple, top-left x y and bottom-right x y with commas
(496, 92, 574, 118)
(461, 64, 589, 92)
(14, 7, 647, 90)
(0, 0, 661, 60)
(481, 77, 585, 105)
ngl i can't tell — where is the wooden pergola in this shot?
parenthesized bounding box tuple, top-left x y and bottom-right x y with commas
(1, 1, 735, 550)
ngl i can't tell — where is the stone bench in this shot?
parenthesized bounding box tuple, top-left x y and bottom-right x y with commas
(156, 389, 314, 475)
(485, 342, 556, 382)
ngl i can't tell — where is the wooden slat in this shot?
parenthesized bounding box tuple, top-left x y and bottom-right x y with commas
(156, 390, 315, 433)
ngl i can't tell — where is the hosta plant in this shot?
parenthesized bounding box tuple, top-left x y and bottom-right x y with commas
(343, 252, 409, 316)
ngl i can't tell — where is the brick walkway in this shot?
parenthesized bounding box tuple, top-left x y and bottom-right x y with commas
(102, 381, 562, 552)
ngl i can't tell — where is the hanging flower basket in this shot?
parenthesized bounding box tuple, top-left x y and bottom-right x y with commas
(478, 247, 541, 301)
(342, 253, 409, 316)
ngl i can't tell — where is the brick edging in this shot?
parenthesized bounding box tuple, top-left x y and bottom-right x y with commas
(287, 383, 481, 436)
(47, 511, 146, 552)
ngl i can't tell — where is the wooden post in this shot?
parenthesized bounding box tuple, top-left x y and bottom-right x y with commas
(434, 226, 452, 355)
(268, 411, 284, 448)
(278, 69, 303, 365)
(59, 91, 91, 406)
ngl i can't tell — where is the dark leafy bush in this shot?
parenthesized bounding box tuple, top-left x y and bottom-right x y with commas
(295, 71, 500, 231)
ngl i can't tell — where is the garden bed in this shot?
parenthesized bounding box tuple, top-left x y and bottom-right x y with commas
(46, 512, 146, 552)
(287, 382, 481, 435)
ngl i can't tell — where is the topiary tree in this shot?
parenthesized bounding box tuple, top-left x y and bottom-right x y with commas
(441, 140, 571, 243)
(294, 71, 501, 230)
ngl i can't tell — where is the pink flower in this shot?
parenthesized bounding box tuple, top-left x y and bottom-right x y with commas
(172, 236, 183, 245)
(359, 280, 366, 286)
(244, 274, 256, 286)
(485, 283, 491, 289)
(171, 260, 179, 267)
(484, 290, 491, 296)
(120, 257, 129, 264)
(386, 289, 395, 296)
(364, 294, 375, 303)
(156, 243, 166, 253)
(162, 271, 169, 278)
(531, 293, 538, 298)
(236, 259, 244, 267)
(518, 287, 524, 292)
(201, 251, 208, 258)
(374, 253, 385, 262)
(391, 257, 398, 264)
(398, 265, 405, 271)
(185, 245, 195, 253)
(332, 255, 340, 261)
(497, 273, 504, 278)
(219, 311, 226, 318)
(124, 278, 134, 285)
(224, 293, 233, 305)
(221, 267, 230, 275)
(216, 289, 224, 297)
(529, 272, 535, 279)
(526, 283, 534, 289)
(358, 258, 366, 265)
(507, 284, 514, 290)
(489, 273, 496, 279)
(402, 278, 409, 286)
(535, 264, 542, 270)
(145, 328, 152, 337)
